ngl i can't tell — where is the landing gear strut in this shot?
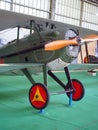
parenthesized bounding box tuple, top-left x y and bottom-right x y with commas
(48, 66, 85, 103)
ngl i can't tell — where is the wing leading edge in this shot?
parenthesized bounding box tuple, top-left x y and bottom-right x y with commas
(68, 63, 98, 72)
(0, 63, 43, 75)
(47, 59, 98, 72)
(0, 62, 98, 76)
(0, 9, 45, 31)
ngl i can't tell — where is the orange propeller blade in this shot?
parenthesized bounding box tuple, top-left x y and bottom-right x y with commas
(81, 34, 98, 42)
(45, 39, 78, 51)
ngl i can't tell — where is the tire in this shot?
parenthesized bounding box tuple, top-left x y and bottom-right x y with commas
(29, 83, 49, 109)
(66, 79, 85, 101)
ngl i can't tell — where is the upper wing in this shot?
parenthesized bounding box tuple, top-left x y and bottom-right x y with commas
(0, 63, 43, 75)
(0, 9, 98, 35)
(0, 9, 45, 31)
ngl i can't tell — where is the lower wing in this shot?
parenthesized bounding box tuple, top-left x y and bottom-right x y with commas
(0, 62, 98, 75)
(0, 63, 43, 75)
(48, 58, 98, 71)
(68, 63, 98, 72)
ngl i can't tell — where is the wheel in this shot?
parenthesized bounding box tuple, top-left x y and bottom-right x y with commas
(65, 79, 85, 101)
(29, 83, 49, 110)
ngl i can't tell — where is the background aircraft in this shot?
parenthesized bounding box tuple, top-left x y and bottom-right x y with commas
(0, 9, 98, 110)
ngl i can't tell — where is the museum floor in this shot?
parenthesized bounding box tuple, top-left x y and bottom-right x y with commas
(0, 71, 98, 130)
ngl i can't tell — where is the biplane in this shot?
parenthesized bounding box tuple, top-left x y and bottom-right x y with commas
(0, 9, 98, 111)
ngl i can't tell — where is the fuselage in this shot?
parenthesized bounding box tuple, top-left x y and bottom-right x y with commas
(0, 15, 98, 64)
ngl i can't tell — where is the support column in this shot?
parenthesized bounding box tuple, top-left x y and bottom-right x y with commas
(49, 0, 56, 20)
(10, 0, 13, 11)
(85, 42, 90, 63)
(79, 0, 84, 27)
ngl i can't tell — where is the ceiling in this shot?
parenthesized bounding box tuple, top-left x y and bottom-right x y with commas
(87, 0, 98, 4)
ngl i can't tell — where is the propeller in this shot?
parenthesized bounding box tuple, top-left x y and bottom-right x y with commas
(44, 34, 98, 51)
(81, 34, 98, 42)
(45, 39, 78, 51)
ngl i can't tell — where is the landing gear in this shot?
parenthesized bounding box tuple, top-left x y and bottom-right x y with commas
(29, 83, 49, 110)
(22, 65, 85, 110)
(66, 79, 85, 101)
(22, 66, 49, 110)
(48, 66, 85, 104)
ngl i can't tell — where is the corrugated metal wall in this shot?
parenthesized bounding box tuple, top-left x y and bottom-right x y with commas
(0, 0, 98, 31)
(82, 2, 98, 30)
(55, 0, 81, 26)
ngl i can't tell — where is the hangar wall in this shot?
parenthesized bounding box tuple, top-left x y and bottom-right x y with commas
(0, 0, 98, 31)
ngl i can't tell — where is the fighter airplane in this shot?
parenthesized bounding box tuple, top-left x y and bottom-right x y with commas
(0, 9, 98, 110)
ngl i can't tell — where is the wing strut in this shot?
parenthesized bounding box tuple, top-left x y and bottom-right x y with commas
(21, 68, 35, 84)
(42, 64, 48, 86)
(30, 20, 44, 42)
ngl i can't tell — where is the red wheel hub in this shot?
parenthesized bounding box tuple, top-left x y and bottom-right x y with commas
(29, 83, 49, 109)
(66, 79, 85, 101)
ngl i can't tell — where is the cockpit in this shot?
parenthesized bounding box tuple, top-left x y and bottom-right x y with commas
(0, 20, 58, 48)
(0, 27, 31, 47)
